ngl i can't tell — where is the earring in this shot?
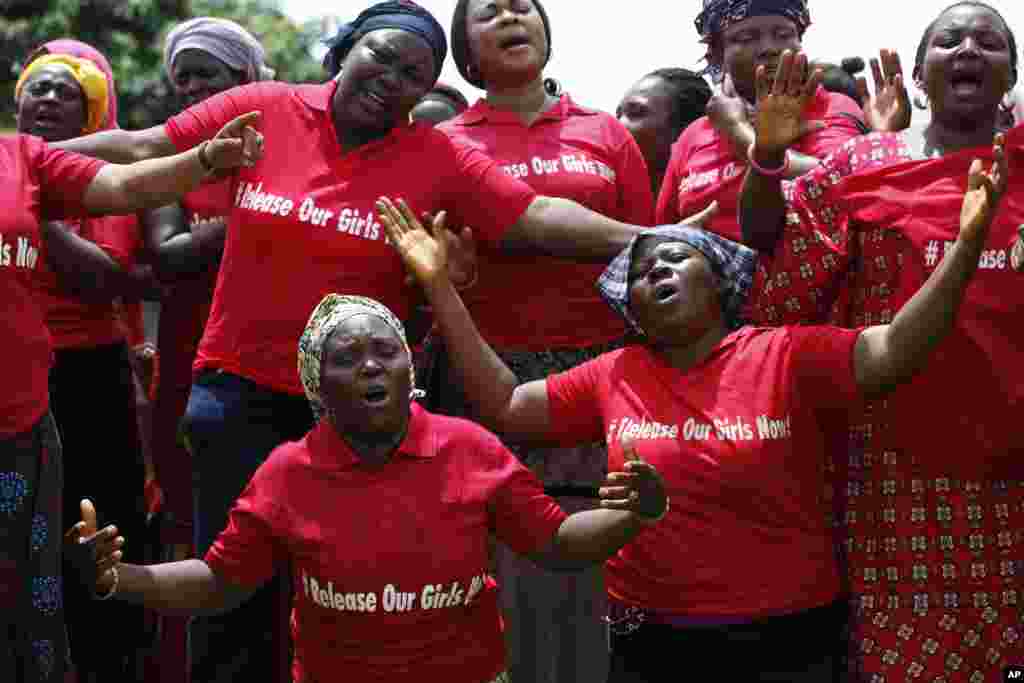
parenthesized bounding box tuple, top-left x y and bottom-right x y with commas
(913, 86, 930, 111)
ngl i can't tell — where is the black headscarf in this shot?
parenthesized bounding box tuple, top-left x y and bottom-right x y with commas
(451, 0, 552, 90)
(695, 0, 811, 81)
(323, 1, 447, 80)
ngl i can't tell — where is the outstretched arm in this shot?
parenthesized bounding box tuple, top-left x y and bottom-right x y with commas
(853, 137, 1007, 399)
(65, 499, 256, 616)
(54, 125, 177, 164)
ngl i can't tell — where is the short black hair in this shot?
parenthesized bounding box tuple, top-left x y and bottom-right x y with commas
(644, 68, 712, 137)
(913, 1, 1018, 88)
(451, 0, 552, 90)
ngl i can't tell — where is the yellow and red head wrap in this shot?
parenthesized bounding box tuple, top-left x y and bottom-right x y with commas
(15, 54, 110, 135)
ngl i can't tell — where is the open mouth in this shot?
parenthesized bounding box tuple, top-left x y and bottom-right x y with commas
(500, 34, 532, 50)
(949, 68, 985, 96)
(654, 283, 678, 304)
(363, 386, 390, 406)
(31, 110, 63, 127)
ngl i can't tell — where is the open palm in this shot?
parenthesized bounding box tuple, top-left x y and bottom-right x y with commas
(858, 50, 911, 133)
(960, 135, 1007, 246)
(377, 197, 449, 288)
(753, 50, 824, 155)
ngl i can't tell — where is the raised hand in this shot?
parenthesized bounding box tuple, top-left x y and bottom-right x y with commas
(857, 49, 911, 133)
(1011, 224, 1024, 272)
(64, 499, 124, 596)
(441, 224, 478, 290)
(599, 435, 668, 522)
(206, 111, 263, 173)
(707, 74, 754, 152)
(377, 197, 450, 289)
(752, 50, 824, 158)
(960, 134, 1007, 246)
(678, 200, 719, 231)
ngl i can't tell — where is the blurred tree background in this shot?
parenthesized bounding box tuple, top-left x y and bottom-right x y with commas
(0, 0, 325, 130)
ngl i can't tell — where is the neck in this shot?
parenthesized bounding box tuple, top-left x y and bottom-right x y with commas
(648, 157, 669, 197)
(334, 420, 409, 467)
(648, 321, 730, 374)
(336, 124, 391, 154)
(485, 74, 555, 125)
(924, 110, 999, 156)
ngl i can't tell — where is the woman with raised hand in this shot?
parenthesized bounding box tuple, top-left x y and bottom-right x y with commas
(66, 293, 668, 683)
(53, 4, 697, 680)
(440, 2, 655, 679)
(377, 132, 1002, 679)
(0, 90, 259, 683)
(617, 68, 713, 197)
(739, 2, 1024, 678)
(657, 0, 866, 242)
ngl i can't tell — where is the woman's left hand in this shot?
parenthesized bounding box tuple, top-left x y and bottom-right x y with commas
(960, 133, 1007, 246)
(377, 197, 450, 289)
(857, 49, 912, 133)
(599, 435, 668, 522)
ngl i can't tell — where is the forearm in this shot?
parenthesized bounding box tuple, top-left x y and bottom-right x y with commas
(111, 559, 251, 616)
(41, 222, 123, 299)
(84, 147, 213, 215)
(153, 224, 226, 278)
(534, 509, 647, 571)
(502, 196, 641, 262)
(424, 277, 522, 431)
(861, 237, 983, 396)
(54, 126, 171, 164)
(739, 162, 788, 253)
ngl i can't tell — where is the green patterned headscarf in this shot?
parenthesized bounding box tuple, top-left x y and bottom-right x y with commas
(298, 294, 422, 421)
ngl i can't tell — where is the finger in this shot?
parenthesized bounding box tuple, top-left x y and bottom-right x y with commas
(604, 471, 638, 485)
(96, 551, 123, 575)
(681, 200, 719, 227)
(787, 53, 808, 95)
(599, 497, 640, 511)
(870, 57, 884, 94)
(80, 499, 98, 537)
(64, 521, 85, 544)
(599, 485, 637, 500)
(431, 210, 448, 236)
(754, 64, 770, 103)
(621, 434, 641, 463)
(773, 50, 793, 96)
(376, 198, 407, 235)
(967, 158, 985, 191)
(882, 49, 900, 84)
(624, 461, 657, 476)
(460, 226, 475, 247)
(226, 111, 261, 135)
(891, 50, 905, 80)
(396, 199, 423, 231)
(855, 76, 870, 106)
(804, 67, 824, 98)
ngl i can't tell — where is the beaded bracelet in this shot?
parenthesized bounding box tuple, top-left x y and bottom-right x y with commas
(747, 142, 791, 177)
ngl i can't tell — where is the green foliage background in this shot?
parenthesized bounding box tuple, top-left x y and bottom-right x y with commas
(0, 0, 325, 130)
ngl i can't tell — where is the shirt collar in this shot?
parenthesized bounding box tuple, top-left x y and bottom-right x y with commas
(454, 93, 597, 126)
(294, 80, 422, 151)
(308, 402, 437, 470)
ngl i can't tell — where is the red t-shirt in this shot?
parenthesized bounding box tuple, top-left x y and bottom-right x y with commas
(438, 95, 653, 349)
(0, 134, 105, 436)
(656, 87, 864, 241)
(33, 213, 141, 349)
(545, 325, 862, 617)
(165, 81, 536, 395)
(750, 128, 1024, 679)
(205, 403, 566, 682)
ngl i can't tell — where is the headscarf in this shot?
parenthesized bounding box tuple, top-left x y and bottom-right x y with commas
(14, 53, 110, 135)
(323, 1, 447, 80)
(695, 0, 811, 81)
(451, 0, 552, 90)
(298, 294, 423, 421)
(597, 226, 757, 333)
(164, 17, 274, 84)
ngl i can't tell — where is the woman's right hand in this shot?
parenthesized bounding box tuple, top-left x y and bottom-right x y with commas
(857, 49, 912, 133)
(64, 499, 124, 596)
(205, 111, 263, 175)
(752, 50, 824, 160)
(960, 134, 1007, 247)
(377, 197, 450, 289)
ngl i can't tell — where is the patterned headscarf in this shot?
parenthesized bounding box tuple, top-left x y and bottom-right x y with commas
(322, 1, 447, 80)
(298, 294, 423, 421)
(695, 0, 811, 81)
(15, 54, 110, 134)
(597, 226, 757, 333)
(164, 17, 274, 84)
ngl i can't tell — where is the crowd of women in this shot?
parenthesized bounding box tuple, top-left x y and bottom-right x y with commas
(2, 0, 1022, 681)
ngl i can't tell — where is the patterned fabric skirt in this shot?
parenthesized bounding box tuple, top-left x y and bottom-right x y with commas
(0, 412, 65, 682)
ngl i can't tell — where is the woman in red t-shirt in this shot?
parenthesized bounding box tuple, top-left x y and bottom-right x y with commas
(438, 3, 658, 679)
(0, 108, 261, 683)
(739, 3, 1024, 679)
(616, 68, 713, 197)
(375, 136, 1003, 679)
(656, 0, 866, 242)
(68, 293, 669, 683)
(15, 38, 160, 681)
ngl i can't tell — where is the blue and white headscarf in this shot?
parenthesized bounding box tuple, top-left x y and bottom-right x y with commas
(597, 226, 757, 333)
(695, 0, 811, 82)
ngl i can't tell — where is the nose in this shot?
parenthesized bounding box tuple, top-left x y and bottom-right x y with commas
(360, 357, 385, 376)
(647, 263, 672, 284)
(956, 35, 983, 57)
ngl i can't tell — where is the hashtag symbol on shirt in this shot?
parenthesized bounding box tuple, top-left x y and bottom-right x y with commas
(925, 240, 940, 267)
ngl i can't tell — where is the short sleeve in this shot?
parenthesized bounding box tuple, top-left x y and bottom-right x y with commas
(439, 135, 537, 246)
(204, 449, 290, 587)
(612, 131, 655, 226)
(787, 325, 862, 410)
(33, 137, 106, 220)
(87, 214, 142, 270)
(655, 137, 687, 224)
(485, 440, 567, 555)
(166, 82, 269, 153)
(544, 355, 607, 447)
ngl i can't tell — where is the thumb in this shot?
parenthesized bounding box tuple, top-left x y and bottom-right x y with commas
(80, 499, 98, 537)
(967, 158, 985, 191)
(621, 434, 641, 463)
(221, 111, 261, 136)
(683, 200, 719, 227)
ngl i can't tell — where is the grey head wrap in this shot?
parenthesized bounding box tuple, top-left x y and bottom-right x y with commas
(164, 17, 275, 83)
